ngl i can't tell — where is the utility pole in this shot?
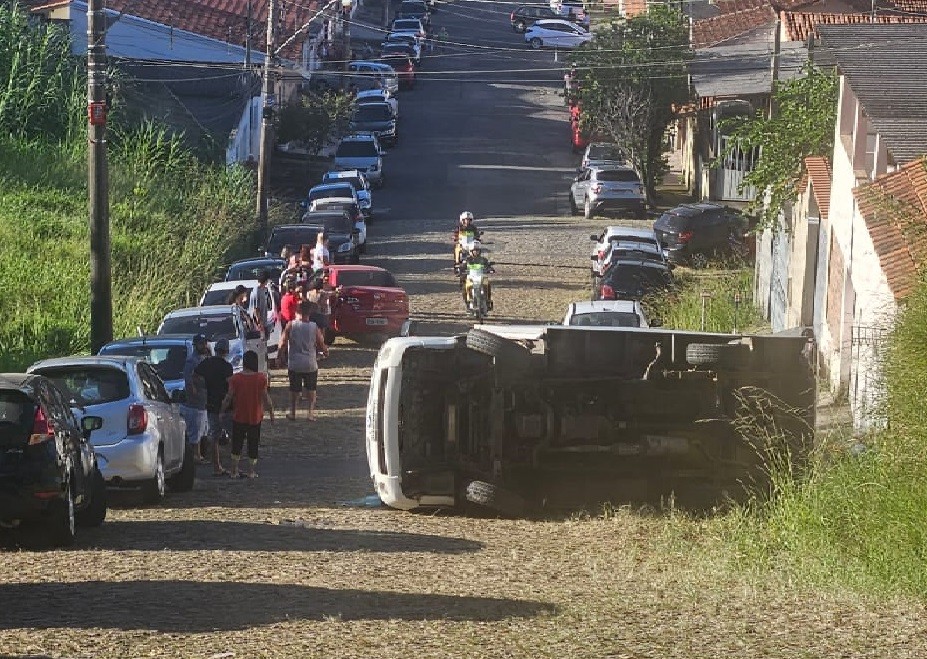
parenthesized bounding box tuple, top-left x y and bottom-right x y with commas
(245, 0, 253, 68)
(341, 0, 352, 87)
(256, 0, 278, 234)
(382, 0, 390, 29)
(87, 0, 112, 353)
(769, 16, 781, 120)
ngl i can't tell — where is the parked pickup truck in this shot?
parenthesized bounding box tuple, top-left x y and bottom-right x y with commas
(365, 325, 816, 515)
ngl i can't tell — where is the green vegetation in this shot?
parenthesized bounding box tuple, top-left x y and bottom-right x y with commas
(0, 5, 256, 369)
(276, 90, 354, 156)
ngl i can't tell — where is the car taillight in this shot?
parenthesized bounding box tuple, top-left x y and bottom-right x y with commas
(593, 184, 603, 194)
(29, 406, 55, 445)
(597, 250, 605, 259)
(127, 404, 148, 435)
(510, 11, 515, 19)
(600, 284, 616, 300)
(679, 230, 694, 243)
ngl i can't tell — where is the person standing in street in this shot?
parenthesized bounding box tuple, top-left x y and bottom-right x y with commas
(249, 271, 272, 339)
(312, 233, 330, 273)
(279, 279, 300, 330)
(221, 350, 274, 479)
(180, 334, 210, 463)
(195, 338, 234, 476)
(278, 300, 328, 421)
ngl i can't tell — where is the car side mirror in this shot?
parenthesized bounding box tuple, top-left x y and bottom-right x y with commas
(246, 330, 262, 340)
(650, 318, 663, 328)
(81, 415, 103, 434)
(171, 389, 186, 404)
(299, 200, 308, 209)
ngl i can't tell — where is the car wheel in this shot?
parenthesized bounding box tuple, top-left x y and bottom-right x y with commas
(143, 449, 166, 504)
(583, 197, 593, 219)
(689, 252, 709, 269)
(75, 467, 107, 528)
(45, 479, 76, 548)
(529, 37, 542, 49)
(463, 480, 526, 517)
(569, 192, 579, 216)
(168, 443, 195, 492)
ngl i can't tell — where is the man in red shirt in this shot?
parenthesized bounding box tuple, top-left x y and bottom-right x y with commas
(279, 279, 300, 330)
(221, 350, 274, 479)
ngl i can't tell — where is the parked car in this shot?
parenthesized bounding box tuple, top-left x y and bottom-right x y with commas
(552, 0, 590, 28)
(325, 265, 410, 344)
(510, 4, 563, 32)
(390, 17, 427, 41)
(302, 181, 360, 211)
(157, 305, 266, 373)
(594, 239, 669, 278)
(261, 223, 327, 259)
(590, 226, 664, 263)
(582, 142, 628, 169)
(381, 37, 421, 66)
(398, 0, 430, 28)
(570, 165, 646, 219)
(321, 169, 374, 216)
(562, 300, 652, 327)
(524, 19, 592, 49)
(334, 133, 386, 188)
(355, 88, 399, 120)
(0, 373, 107, 546)
(349, 102, 399, 144)
(346, 61, 400, 94)
(305, 199, 367, 251)
(653, 202, 752, 267)
(594, 259, 673, 301)
(29, 356, 192, 505)
(98, 335, 195, 397)
(379, 55, 416, 90)
(199, 280, 282, 358)
(224, 257, 287, 285)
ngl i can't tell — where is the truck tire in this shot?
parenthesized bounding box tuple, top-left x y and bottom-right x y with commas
(465, 328, 531, 373)
(464, 480, 526, 517)
(686, 342, 751, 369)
(75, 467, 107, 527)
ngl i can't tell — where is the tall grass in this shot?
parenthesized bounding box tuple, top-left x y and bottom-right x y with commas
(719, 276, 927, 600)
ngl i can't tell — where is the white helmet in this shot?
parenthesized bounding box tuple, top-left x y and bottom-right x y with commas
(459, 211, 474, 222)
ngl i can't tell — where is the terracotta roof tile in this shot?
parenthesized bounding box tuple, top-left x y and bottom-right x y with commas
(692, 5, 777, 47)
(781, 10, 927, 41)
(713, 0, 772, 14)
(621, 0, 649, 18)
(804, 156, 832, 219)
(853, 157, 927, 300)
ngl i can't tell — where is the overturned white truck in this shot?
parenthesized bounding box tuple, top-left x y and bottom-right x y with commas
(365, 325, 816, 515)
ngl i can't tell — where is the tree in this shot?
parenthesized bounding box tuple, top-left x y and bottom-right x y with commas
(718, 62, 839, 229)
(570, 5, 691, 204)
(276, 90, 354, 156)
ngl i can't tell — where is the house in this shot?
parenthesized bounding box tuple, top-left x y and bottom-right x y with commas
(754, 23, 927, 429)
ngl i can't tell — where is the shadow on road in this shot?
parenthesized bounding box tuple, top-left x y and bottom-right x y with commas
(0, 580, 556, 631)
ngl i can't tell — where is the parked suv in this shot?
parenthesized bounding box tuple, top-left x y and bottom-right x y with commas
(510, 4, 561, 31)
(653, 202, 751, 266)
(334, 134, 385, 188)
(0, 374, 107, 547)
(570, 165, 646, 219)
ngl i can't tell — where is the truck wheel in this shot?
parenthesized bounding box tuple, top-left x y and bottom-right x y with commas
(75, 467, 107, 528)
(686, 342, 751, 369)
(465, 328, 531, 372)
(168, 444, 195, 493)
(464, 480, 526, 517)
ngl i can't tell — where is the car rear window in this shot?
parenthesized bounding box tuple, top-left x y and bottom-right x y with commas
(323, 216, 355, 235)
(0, 390, 33, 444)
(99, 345, 189, 381)
(597, 170, 640, 183)
(337, 270, 398, 288)
(569, 312, 640, 328)
(588, 145, 625, 161)
(160, 315, 239, 342)
(655, 212, 691, 230)
(308, 186, 353, 202)
(393, 19, 420, 30)
(227, 263, 284, 283)
(336, 141, 377, 158)
(268, 227, 321, 253)
(354, 105, 393, 122)
(202, 287, 247, 306)
(36, 367, 131, 406)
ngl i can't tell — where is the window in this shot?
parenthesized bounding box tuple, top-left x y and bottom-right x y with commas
(138, 364, 171, 403)
(101, 344, 189, 382)
(337, 270, 398, 288)
(160, 315, 239, 341)
(336, 140, 377, 158)
(569, 312, 640, 327)
(38, 367, 131, 406)
(597, 169, 640, 183)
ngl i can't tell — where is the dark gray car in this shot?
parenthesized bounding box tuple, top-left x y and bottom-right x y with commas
(348, 103, 398, 146)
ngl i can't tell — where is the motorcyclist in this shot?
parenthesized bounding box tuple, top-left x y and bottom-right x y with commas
(462, 245, 493, 310)
(453, 211, 481, 267)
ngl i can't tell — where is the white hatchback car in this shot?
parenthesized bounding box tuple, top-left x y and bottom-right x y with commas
(157, 305, 266, 373)
(334, 133, 386, 188)
(590, 226, 664, 270)
(199, 281, 282, 360)
(562, 300, 653, 328)
(355, 88, 399, 119)
(525, 19, 592, 49)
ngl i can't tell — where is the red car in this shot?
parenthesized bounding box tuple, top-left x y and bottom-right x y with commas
(326, 265, 409, 343)
(380, 55, 416, 90)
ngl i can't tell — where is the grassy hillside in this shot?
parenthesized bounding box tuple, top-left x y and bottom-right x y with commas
(0, 132, 256, 370)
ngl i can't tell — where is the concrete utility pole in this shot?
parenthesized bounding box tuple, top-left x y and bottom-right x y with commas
(341, 0, 352, 87)
(256, 0, 278, 234)
(87, 0, 112, 353)
(382, 0, 390, 29)
(769, 16, 782, 120)
(245, 0, 253, 68)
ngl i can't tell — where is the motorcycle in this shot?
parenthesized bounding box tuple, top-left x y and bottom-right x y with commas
(464, 262, 493, 320)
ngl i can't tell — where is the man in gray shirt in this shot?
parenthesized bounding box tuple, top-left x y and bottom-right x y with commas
(180, 334, 210, 462)
(249, 271, 272, 338)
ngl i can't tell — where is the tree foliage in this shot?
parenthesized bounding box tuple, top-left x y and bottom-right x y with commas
(719, 62, 839, 229)
(570, 5, 691, 203)
(276, 91, 354, 156)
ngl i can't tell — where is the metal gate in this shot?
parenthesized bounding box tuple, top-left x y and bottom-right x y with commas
(716, 135, 758, 201)
(850, 324, 889, 429)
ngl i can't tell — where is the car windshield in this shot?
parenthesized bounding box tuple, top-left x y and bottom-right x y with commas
(202, 287, 249, 307)
(267, 227, 321, 253)
(160, 315, 239, 341)
(569, 312, 640, 328)
(354, 105, 393, 122)
(394, 19, 420, 30)
(309, 186, 353, 202)
(227, 262, 284, 283)
(337, 270, 398, 287)
(597, 169, 640, 183)
(336, 140, 377, 158)
(0, 390, 32, 440)
(324, 216, 354, 234)
(99, 344, 189, 381)
(588, 145, 625, 161)
(605, 265, 669, 290)
(37, 367, 131, 406)
(383, 44, 412, 54)
(388, 35, 415, 45)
